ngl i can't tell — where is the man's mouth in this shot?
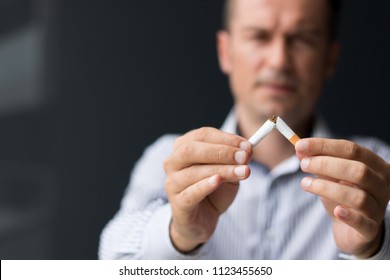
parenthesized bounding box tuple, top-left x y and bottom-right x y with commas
(262, 83, 296, 94)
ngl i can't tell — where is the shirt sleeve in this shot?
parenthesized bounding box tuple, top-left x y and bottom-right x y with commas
(368, 204, 390, 260)
(354, 136, 390, 259)
(141, 203, 207, 259)
(98, 134, 205, 259)
(354, 137, 390, 260)
(368, 137, 390, 259)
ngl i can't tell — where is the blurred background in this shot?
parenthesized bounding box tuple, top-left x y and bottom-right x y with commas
(0, 0, 389, 259)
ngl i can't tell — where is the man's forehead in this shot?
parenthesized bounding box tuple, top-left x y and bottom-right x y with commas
(231, 0, 328, 29)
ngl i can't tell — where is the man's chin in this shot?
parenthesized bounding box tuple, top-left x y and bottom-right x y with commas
(251, 93, 299, 116)
(253, 103, 290, 118)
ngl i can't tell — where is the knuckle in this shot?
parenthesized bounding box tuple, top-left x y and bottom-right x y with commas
(222, 134, 230, 145)
(178, 142, 191, 158)
(164, 177, 178, 199)
(314, 179, 326, 193)
(221, 134, 234, 146)
(317, 157, 327, 173)
(213, 165, 228, 180)
(336, 184, 349, 202)
(369, 222, 380, 238)
(163, 157, 172, 172)
(193, 127, 210, 141)
(354, 163, 369, 182)
(353, 214, 364, 228)
(217, 145, 228, 161)
(173, 136, 183, 149)
(320, 139, 327, 153)
(219, 165, 229, 177)
(164, 177, 172, 193)
(344, 141, 359, 158)
(313, 179, 333, 197)
(179, 191, 193, 208)
(184, 168, 196, 182)
(354, 190, 368, 209)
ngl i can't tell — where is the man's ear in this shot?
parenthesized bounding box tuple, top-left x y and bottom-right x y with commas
(325, 42, 340, 79)
(217, 30, 233, 74)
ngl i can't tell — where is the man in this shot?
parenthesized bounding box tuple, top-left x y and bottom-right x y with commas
(99, 0, 390, 259)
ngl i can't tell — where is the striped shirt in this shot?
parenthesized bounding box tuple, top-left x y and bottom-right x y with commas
(99, 110, 390, 259)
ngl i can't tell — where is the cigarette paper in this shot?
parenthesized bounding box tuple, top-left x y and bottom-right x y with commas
(248, 117, 276, 146)
(275, 117, 300, 145)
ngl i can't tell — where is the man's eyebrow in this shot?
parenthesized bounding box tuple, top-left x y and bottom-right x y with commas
(241, 25, 326, 36)
(240, 26, 272, 34)
(241, 26, 270, 31)
(290, 27, 326, 35)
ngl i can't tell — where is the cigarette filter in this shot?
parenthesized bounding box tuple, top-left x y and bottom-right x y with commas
(275, 117, 300, 145)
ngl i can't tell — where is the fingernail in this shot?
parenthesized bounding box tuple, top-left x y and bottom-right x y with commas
(338, 207, 349, 218)
(234, 150, 246, 164)
(234, 166, 247, 177)
(208, 175, 219, 185)
(239, 141, 250, 151)
(300, 158, 310, 170)
(295, 139, 308, 152)
(301, 177, 313, 188)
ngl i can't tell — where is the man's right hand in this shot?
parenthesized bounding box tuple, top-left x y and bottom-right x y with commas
(163, 127, 252, 253)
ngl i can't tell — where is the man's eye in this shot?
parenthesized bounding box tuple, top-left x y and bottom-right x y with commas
(252, 33, 271, 42)
(291, 35, 316, 47)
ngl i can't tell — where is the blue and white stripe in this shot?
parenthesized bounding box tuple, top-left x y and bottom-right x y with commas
(99, 110, 390, 260)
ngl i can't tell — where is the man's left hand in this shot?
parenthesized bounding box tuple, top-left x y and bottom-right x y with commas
(295, 138, 390, 258)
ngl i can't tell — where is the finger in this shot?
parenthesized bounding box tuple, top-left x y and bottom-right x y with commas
(207, 181, 240, 214)
(296, 138, 388, 179)
(167, 164, 250, 193)
(301, 176, 382, 222)
(334, 205, 380, 241)
(174, 175, 223, 211)
(300, 156, 385, 198)
(167, 141, 250, 171)
(175, 127, 251, 152)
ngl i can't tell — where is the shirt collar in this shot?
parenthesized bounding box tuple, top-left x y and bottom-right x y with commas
(220, 108, 238, 134)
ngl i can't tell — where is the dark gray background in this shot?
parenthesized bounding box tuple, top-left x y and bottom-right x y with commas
(0, 0, 389, 259)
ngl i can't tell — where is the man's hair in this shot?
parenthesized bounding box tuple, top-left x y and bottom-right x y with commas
(222, 0, 341, 40)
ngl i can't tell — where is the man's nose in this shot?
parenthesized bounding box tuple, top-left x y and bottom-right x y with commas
(267, 38, 291, 71)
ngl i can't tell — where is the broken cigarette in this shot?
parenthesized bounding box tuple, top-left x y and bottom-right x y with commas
(275, 116, 300, 145)
(248, 115, 300, 146)
(248, 116, 276, 146)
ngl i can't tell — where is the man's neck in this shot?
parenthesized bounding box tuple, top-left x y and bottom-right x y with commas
(236, 106, 313, 170)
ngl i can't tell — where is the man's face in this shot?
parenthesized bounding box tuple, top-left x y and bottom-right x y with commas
(218, 0, 338, 125)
